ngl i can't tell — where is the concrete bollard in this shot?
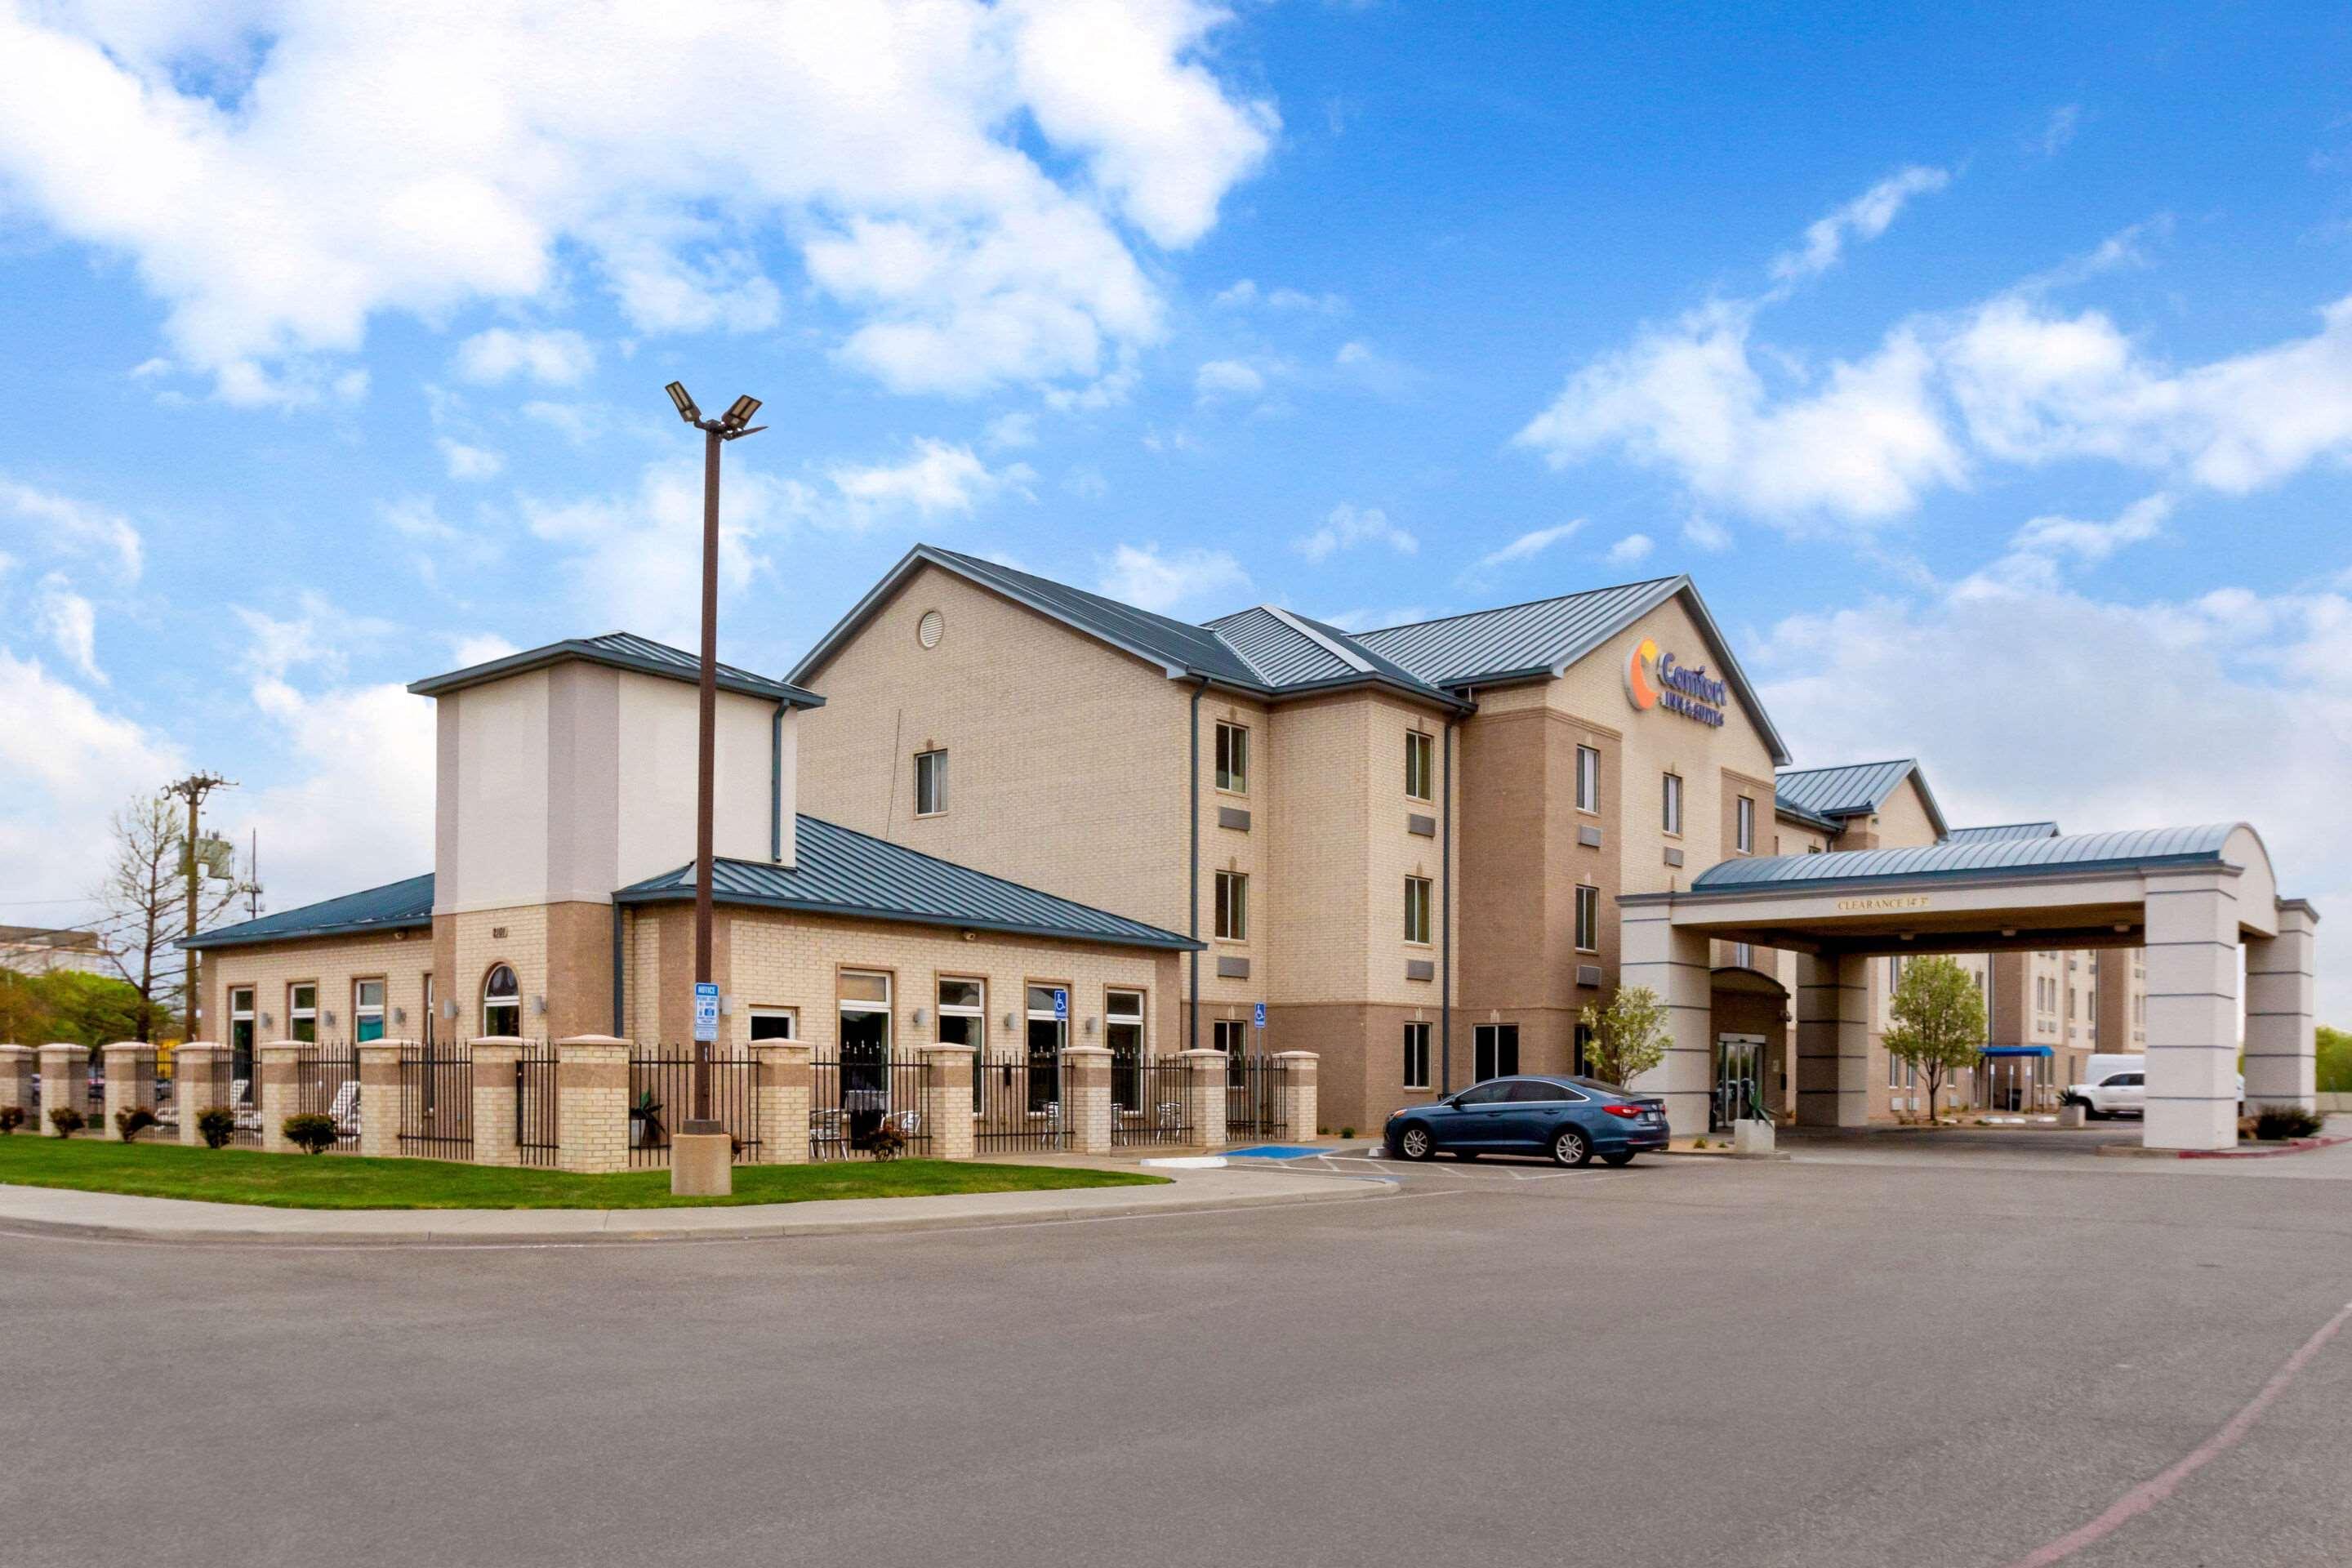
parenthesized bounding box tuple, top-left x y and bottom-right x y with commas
(1732, 1118, 1776, 1157)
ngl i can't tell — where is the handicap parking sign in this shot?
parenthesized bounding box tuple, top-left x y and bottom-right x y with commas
(1254, 1002, 1266, 1029)
(1052, 988, 1068, 1021)
(693, 982, 720, 1043)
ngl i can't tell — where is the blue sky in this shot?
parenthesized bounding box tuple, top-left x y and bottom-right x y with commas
(2, 2, 2349, 1013)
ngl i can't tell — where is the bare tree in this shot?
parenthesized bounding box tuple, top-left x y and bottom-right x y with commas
(89, 794, 237, 1042)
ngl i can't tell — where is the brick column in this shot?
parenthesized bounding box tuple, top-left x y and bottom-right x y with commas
(920, 1045, 977, 1161)
(100, 1041, 156, 1140)
(356, 1040, 406, 1159)
(37, 1043, 87, 1137)
(1062, 1045, 1112, 1155)
(1178, 1049, 1227, 1147)
(1620, 902, 1715, 1136)
(470, 1039, 524, 1167)
(751, 1040, 810, 1165)
(256, 1041, 305, 1153)
(1795, 953, 1872, 1129)
(0, 1045, 33, 1132)
(1273, 1050, 1319, 1139)
(2243, 899, 2319, 1113)
(556, 1035, 631, 1174)
(173, 1045, 229, 1147)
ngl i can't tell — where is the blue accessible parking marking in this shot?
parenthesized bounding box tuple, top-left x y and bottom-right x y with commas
(1222, 1145, 1325, 1160)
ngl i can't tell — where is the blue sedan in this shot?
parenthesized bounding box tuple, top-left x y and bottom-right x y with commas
(1383, 1076, 1670, 1167)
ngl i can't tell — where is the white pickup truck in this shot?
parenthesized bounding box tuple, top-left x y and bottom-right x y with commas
(2064, 1059, 2245, 1120)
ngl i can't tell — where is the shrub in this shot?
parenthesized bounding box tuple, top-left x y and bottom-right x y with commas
(2252, 1103, 2324, 1142)
(195, 1107, 237, 1149)
(1339, 1126, 1355, 1140)
(866, 1123, 906, 1160)
(113, 1107, 158, 1142)
(282, 1112, 340, 1155)
(47, 1105, 85, 1137)
(0, 1105, 23, 1135)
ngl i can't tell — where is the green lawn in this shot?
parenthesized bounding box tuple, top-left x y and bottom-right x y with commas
(0, 1135, 1165, 1210)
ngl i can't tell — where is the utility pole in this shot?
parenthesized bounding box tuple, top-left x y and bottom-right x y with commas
(163, 772, 235, 1040)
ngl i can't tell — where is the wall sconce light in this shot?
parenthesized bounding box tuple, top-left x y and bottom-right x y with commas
(323, 1010, 338, 1027)
(1003, 1012, 1018, 1031)
(441, 998, 459, 1021)
(261, 1012, 274, 1027)
(1084, 1018, 1098, 1037)
(911, 1007, 929, 1027)
(535, 995, 548, 1016)
(393, 1008, 406, 1025)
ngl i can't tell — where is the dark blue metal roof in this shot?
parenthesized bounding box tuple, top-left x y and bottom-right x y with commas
(1774, 760, 1925, 822)
(1690, 823, 2249, 893)
(183, 874, 434, 951)
(409, 630, 822, 706)
(1949, 821, 2061, 843)
(618, 816, 1200, 951)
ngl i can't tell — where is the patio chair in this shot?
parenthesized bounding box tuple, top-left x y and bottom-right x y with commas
(882, 1109, 922, 1138)
(327, 1080, 361, 1142)
(231, 1077, 260, 1132)
(1155, 1100, 1183, 1129)
(810, 1106, 846, 1152)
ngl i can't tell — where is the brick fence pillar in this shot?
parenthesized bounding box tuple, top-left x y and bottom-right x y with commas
(470, 1039, 523, 1167)
(751, 1040, 810, 1165)
(1273, 1050, 1319, 1139)
(1, 1044, 37, 1132)
(257, 1041, 305, 1152)
(100, 1041, 157, 1140)
(1178, 1049, 1227, 1147)
(37, 1044, 87, 1137)
(1062, 1045, 1112, 1156)
(556, 1035, 631, 1174)
(920, 1045, 977, 1161)
(173, 1045, 229, 1146)
(356, 1040, 407, 1159)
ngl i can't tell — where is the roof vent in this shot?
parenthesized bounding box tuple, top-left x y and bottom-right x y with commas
(917, 608, 945, 649)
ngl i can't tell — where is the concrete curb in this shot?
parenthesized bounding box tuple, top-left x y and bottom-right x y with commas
(2096, 1134, 2352, 1161)
(0, 1173, 1387, 1248)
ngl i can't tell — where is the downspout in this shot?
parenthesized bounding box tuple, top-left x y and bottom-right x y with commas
(1441, 709, 1456, 1096)
(1188, 675, 1209, 1052)
(770, 698, 786, 862)
(610, 902, 626, 1037)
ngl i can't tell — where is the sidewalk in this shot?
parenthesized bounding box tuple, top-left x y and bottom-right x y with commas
(0, 1161, 1386, 1247)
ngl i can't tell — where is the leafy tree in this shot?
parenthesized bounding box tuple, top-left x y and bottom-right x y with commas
(1576, 985, 1670, 1088)
(0, 964, 148, 1049)
(1883, 956, 1988, 1122)
(2317, 1025, 2351, 1095)
(0, 966, 56, 1045)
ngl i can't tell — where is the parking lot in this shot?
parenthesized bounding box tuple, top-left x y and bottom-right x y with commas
(5, 1132, 2350, 1568)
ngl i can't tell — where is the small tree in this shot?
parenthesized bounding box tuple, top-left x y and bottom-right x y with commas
(282, 1113, 340, 1155)
(195, 1107, 237, 1149)
(1576, 985, 1669, 1088)
(1883, 956, 1988, 1122)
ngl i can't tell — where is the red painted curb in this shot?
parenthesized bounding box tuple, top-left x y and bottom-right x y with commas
(2178, 1134, 2351, 1160)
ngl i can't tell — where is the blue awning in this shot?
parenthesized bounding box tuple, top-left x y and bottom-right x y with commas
(1980, 1046, 2055, 1058)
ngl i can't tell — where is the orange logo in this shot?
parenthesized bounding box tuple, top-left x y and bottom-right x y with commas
(1624, 637, 1659, 710)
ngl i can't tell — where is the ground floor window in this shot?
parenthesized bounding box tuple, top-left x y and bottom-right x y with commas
(1214, 1018, 1250, 1085)
(1106, 988, 1144, 1107)
(229, 987, 255, 1085)
(1573, 1022, 1594, 1077)
(1026, 986, 1067, 1113)
(938, 978, 983, 1109)
(1473, 1022, 1519, 1082)
(749, 1008, 796, 1041)
(839, 971, 892, 1099)
(289, 983, 318, 1043)
(482, 964, 521, 1038)
(1403, 1022, 1430, 1089)
(354, 979, 385, 1043)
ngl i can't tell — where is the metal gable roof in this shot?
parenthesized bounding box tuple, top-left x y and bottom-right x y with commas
(409, 631, 822, 706)
(1689, 823, 2249, 893)
(1949, 821, 2062, 843)
(1772, 759, 1948, 837)
(1205, 606, 1358, 685)
(617, 815, 1199, 951)
(182, 874, 434, 951)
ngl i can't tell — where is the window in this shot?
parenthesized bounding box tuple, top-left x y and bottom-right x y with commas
(481, 965, 520, 1037)
(1662, 773, 1683, 836)
(1107, 988, 1144, 1108)
(354, 979, 385, 1043)
(1573, 1022, 1595, 1077)
(1025, 986, 1067, 1113)
(1472, 1023, 1521, 1082)
(229, 987, 255, 1083)
(914, 748, 948, 817)
(1214, 870, 1248, 941)
(1575, 884, 1600, 952)
(1213, 1018, 1249, 1058)
(749, 1009, 796, 1041)
(1731, 941, 1753, 969)
(938, 979, 983, 1109)
(838, 970, 892, 1099)
(1405, 731, 1435, 801)
(1736, 795, 1754, 853)
(1214, 721, 1249, 793)
(1576, 745, 1600, 812)
(289, 983, 318, 1043)
(1402, 1022, 1431, 1089)
(1404, 876, 1432, 945)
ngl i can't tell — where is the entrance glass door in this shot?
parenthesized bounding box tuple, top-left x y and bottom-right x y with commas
(1713, 1034, 1767, 1131)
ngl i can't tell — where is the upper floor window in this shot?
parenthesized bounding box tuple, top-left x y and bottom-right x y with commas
(1575, 884, 1599, 952)
(914, 748, 948, 817)
(1732, 941, 1753, 969)
(1214, 722, 1249, 794)
(1576, 745, 1600, 813)
(1735, 795, 1754, 853)
(289, 982, 318, 1043)
(1405, 731, 1435, 802)
(1214, 870, 1249, 941)
(1404, 876, 1432, 945)
(482, 964, 521, 1037)
(1662, 773, 1683, 836)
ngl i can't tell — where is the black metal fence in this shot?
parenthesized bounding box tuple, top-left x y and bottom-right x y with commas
(812, 1052, 934, 1160)
(293, 1042, 362, 1152)
(1111, 1056, 1192, 1147)
(398, 1038, 474, 1160)
(973, 1052, 1066, 1153)
(1225, 1055, 1291, 1141)
(629, 1047, 762, 1167)
(516, 1040, 559, 1168)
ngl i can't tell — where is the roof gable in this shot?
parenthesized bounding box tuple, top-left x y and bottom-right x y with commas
(1949, 821, 2061, 843)
(410, 631, 822, 706)
(1774, 758, 1949, 837)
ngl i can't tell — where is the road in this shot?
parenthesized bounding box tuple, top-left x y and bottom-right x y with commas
(5, 1138, 2350, 1567)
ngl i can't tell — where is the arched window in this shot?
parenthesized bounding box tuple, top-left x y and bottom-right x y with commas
(483, 964, 521, 1038)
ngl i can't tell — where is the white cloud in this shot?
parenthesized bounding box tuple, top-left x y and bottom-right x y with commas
(2035, 105, 2081, 158)
(453, 327, 597, 387)
(1214, 278, 1345, 313)
(1682, 515, 1733, 553)
(1606, 532, 1655, 566)
(1294, 502, 1418, 564)
(234, 676, 438, 911)
(0, 0, 1273, 400)
(0, 478, 143, 580)
(1096, 543, 1249, 614)
(521, 462, 782, 644)
(824, 439, 1034, 527)
(1317, 604, 1435, 633)
(0, 645, 184, 917)
(1467, 521, 1584, 579)
(33, 574, 104, 684)
(1771, 165, 1952, 283)
(1195, 358, 1266, 400)
(984, 411, 1039, 450)
(436, 438, 506, 481)
(449, 632, 519, 668)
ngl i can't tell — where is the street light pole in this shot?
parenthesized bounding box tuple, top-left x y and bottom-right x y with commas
(666, 382, 764, 1134)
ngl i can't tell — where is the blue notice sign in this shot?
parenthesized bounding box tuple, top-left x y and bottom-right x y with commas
(693, 982, 720, 1043)
(1052, 988, 1068, 1022)
(1254, 1002, 1267, 1029)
